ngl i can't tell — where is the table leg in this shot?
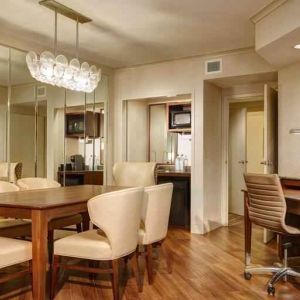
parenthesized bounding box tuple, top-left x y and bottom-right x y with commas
(244, 191, 252, 266)
(32, 210, 49, 300)
(81, 212, 90, 231)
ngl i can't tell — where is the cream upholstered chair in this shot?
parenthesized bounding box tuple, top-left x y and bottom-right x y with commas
(0, 237, 32, 286)
(52, 187, 144, 300)
(0, 162, 22, 184)
(16, 177, 81, 232)
(138, 183, 173, 286)
(0, 181, 19, 192)
(0, 181, 31, 238)
(17, 177, 61, 190)
(113, 162, 156, 187)
(244, 173, 300, 295)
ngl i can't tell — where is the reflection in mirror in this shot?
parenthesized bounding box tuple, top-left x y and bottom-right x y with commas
(10, 48, 46, 180)
(0, 46, 9, 181)
(54, 83, 107, 186)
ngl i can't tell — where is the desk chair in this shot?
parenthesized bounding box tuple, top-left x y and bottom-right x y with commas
(244, 173, 300, 295)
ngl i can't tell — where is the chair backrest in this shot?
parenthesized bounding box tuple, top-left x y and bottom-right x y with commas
(244, 173, 288, 234)
(112, 162, 156, 187)
(88, 187, 144, 259)
(17, 177, 61, 190)
(0, 181, 20, 193)
(142, 183, 173, 244)
(0, 162, 22, 183)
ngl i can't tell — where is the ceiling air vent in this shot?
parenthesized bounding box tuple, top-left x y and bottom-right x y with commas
(205, 59, 222, 75)
(36, 86, 46, 99)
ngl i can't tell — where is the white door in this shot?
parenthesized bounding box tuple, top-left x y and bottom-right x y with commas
(229, 107, 247, 216)
(263, 84, 278, 174)
(263, 84, 278, 243)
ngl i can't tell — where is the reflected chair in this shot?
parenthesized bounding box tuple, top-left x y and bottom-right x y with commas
(0, 237, 32, 289)
(51, 187, 144, 300)
(113, 162, 156, 187)
(0, 162, 22, 184)
(244, 173, 300, 295)
(0, 181, 31, 238)
(138, 183, 173, 287)
(17, 177, 61, 190)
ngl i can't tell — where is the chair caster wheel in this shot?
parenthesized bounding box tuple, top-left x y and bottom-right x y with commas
(244, 272, 252, 280)
(267, 285, 275, 296)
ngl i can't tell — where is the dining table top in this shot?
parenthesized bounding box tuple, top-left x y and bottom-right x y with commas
(0, 185, 126, 210)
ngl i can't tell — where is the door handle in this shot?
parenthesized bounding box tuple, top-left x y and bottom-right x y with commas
(260, 161, 267, 165)
(238, 160, 245, 164)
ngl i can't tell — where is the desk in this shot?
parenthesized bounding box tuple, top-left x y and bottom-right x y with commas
(244, 188, 300, 263)
(0, 185, 125, 300)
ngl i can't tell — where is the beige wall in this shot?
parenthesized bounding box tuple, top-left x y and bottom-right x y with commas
(203, 82, 222, 232)
(113, 49, 274, 234)
(278, 62, 300, 177)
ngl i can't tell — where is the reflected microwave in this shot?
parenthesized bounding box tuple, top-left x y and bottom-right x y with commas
(169, 104, 191, 130)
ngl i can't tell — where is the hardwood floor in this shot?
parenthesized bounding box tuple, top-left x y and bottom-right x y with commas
(1, 216, 300, 299)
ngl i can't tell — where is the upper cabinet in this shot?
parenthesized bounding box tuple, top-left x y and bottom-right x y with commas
(168, 103, 191, 133)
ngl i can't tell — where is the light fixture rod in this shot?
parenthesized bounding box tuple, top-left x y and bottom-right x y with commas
(39, 0, 92, 24)
(54, 9, 57, 55)
(76, 17, 79, 59)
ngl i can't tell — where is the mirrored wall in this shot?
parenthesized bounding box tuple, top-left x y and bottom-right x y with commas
(0, 44, 108, 186)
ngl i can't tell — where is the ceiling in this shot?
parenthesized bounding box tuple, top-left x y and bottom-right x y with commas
(0, 0, 272, 68)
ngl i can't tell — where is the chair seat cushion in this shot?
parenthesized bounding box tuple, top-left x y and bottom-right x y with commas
(54, 230, 112, 260)
(0, 237, 31, 269)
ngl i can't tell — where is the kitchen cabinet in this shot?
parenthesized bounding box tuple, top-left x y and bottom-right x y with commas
(57, 170, 103, 186)
(157, 172, 190, 229)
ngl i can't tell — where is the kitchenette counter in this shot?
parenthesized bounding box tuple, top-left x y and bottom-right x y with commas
(156, 170, 191, 178)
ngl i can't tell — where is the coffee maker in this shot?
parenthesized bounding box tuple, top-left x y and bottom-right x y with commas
(70, 155, 84, 171)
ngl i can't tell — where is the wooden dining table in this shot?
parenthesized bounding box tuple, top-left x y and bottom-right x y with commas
(244, 187, 300, 263)
(0, 185, 126, 300)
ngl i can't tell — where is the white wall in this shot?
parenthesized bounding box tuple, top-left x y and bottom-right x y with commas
(278, 62, 300, 177)
(113, 49, 275, 234)
(203, 82, 222, 231)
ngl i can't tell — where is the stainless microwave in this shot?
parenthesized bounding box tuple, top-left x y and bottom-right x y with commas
(170, 111, 191, 129)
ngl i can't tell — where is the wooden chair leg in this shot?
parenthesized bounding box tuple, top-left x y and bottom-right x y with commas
(51, 255, 60, 300)
(76, 223, 82, 233)
(131, 250, 142, 292)
(146, 244, 154, 284)
(160, 242, 173, 274)
(48, 230, 54, 265)
(111, 259, 119, 300)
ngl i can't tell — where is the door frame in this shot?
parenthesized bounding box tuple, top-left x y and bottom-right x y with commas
(221, 93, 264, 226)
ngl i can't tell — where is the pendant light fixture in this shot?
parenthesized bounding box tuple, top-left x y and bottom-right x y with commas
(26, 0, 101, 93)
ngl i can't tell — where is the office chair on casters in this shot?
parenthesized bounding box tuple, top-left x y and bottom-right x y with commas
(244, 173, 300, 296)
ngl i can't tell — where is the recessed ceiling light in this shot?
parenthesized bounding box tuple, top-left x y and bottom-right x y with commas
(294, 44, 300, 49)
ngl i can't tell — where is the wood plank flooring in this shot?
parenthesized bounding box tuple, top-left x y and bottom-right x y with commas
(1, 215, 300, 299)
